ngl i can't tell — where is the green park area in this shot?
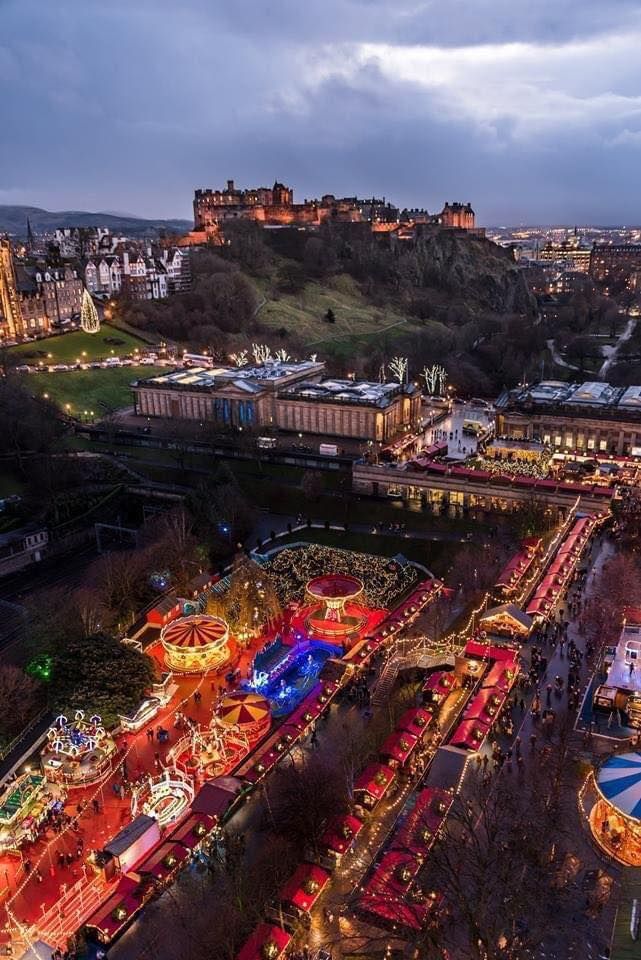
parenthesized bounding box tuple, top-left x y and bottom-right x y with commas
(32, 365, 149, 415)
(9, 324, 145, 365)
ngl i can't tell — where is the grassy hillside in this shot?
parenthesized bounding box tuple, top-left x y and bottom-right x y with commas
(255, 274, 446, 359)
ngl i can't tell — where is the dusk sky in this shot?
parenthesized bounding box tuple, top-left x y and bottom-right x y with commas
(3, 0, 641, 224)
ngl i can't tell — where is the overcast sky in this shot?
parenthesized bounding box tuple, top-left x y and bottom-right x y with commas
(3, 0, 641, 224)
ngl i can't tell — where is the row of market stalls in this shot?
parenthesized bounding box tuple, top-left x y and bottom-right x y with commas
(450, 642, 520, 752)
(493, 537, 542, 601)
(526, 515, 597, 620)
(234, 699, 440, 960)
(355, 787, 452, 933)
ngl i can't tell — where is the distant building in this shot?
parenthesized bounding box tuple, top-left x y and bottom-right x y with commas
(0, 238, 24, 339)
(590, 243, 641, 286)
(193, 179, 476, 235)
(0, 525, 48, 576)
(538, 236, 592, 273)
(496, 380, 641, 456)
(438, 202, 475, 230)
(131, 360, 421, 443)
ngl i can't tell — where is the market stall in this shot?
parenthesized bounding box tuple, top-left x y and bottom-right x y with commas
(0, 773, 58, 852)
(319, 813, 364, 863)
(379, 730, 419, 768)
(278, 862, 330, 919)
(353, 763, 396, 813)
(422, 670, 457, 706)
(236, 923, 291, 960)
(395, 707, 434, 740)
(450, 718, 490, 752)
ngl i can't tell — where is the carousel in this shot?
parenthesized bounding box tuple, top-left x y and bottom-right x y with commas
(168, 715, 251, 781)
(131, 769, 195, 828)
(589, 751, 641, 866)
(161, 614, 231, 674)
(40, 712, 117, 788)
(304, 574, 368, 643)
(217, 692, 271, 746)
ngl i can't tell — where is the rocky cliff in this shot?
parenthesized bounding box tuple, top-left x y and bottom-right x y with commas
(411, 227, 537, 317)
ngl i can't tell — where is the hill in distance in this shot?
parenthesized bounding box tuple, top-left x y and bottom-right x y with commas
(0, 205, 191, 238)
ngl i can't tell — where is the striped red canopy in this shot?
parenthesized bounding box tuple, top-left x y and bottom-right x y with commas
(162, 615, 228, 649)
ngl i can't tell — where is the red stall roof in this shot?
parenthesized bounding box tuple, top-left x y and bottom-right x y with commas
(236, 924, 291, 960)
(396, 707, 434, 737)
(482, 661, 517, 692)
(167, 811, 216, 849)
(463, 640, 519, 664)
(135, 841, 189, 882)
(354, 763, 396, 802)
(320, 813, 364, 856)
(393, 788, 453, 855)
(380, 730, 419, 765)
(451, 718, 490, 751)
(422, 671, 456, 695)
(85, 876, 143, 942)
(464, 686, 505, 723)
(279, 863, 330, 914)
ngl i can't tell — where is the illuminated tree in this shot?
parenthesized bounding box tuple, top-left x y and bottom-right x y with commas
(80, 288, 100, 333)
(230, 349, 249, 367)
(389, 355, 408, 385)
(251, 342, 272, 365)
(274, 348, 291, 362)
(209, 551, 281, 643)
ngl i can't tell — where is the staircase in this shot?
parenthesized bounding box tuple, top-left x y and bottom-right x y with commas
(371, 640, 456, 705)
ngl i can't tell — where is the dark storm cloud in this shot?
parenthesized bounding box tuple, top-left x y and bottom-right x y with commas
(2, 0, 641, 222)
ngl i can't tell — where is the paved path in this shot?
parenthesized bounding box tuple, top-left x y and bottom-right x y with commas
(599, 314, 638, 378)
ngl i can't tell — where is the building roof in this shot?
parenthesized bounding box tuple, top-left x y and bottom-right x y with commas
(500, 379, 641, 418)
(281, 377, 417, 408)
(135, 359, 325, 393)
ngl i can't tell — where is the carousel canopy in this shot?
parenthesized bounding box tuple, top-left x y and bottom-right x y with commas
(162, 615, 228, 649)
(218, 692, 271, 727)
(306, 574, 363, 600)
(596, 752, 641, 820)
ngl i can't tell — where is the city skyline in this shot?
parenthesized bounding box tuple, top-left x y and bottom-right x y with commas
(3, 0, 641, 223)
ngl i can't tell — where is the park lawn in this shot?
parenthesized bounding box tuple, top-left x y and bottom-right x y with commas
(31, 366, 149, 414)
(0, 467, 25, 497)
(10, 324, 145, 365)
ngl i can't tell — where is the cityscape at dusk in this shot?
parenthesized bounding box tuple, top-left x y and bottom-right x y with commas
(1, 4, 641, 960)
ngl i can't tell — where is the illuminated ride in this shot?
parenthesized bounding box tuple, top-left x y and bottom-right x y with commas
(304, 574, 367, 642)
(589, 751, 641, 866)
(217, 692, 272, 746)
(131, 769, 195, 828)
(161, 614, 231, 674)
(0, 772, 61, 852)
(168, 715, 250, 781)
(40, 711, 117, 788)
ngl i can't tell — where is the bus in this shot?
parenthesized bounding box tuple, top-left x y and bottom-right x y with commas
(257, 436, 277, 450)
(183, 353, 215, 368)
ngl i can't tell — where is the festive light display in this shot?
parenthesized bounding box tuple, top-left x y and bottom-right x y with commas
(80, 289, 100, 333)
(168, 715, 250, 780)
(131, 770, 195, 828)
(0, 773, 60, 853)
(40, 711, 117, 787)
(217, 691, 272, 745)
(588, 752, 641, 866)
(161, 614, 230, 674)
